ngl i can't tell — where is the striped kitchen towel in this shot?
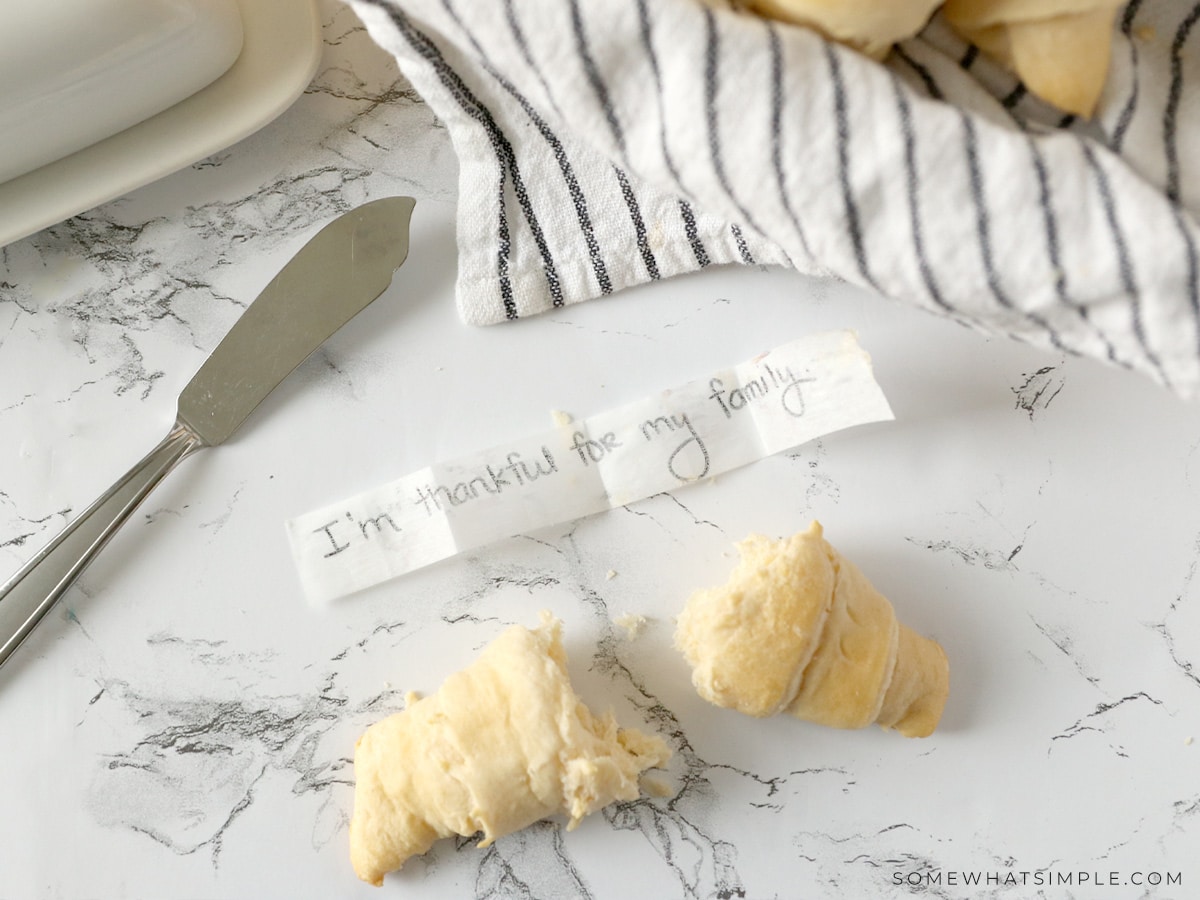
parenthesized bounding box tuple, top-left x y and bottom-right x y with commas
(346, 0, 1200, 395)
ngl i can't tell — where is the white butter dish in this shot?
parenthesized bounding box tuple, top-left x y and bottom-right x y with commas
(0, 0, 321, 248)
(0, 0, 244, 184)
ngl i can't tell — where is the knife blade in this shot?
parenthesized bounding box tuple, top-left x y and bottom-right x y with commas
(0, 196, 416, 670)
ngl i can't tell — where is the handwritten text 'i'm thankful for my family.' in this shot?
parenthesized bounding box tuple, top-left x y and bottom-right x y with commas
(286, 331, 893, 603)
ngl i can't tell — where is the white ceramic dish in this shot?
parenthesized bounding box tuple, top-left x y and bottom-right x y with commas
(0, 0, 321, 248)
(0, 0, 244, 184)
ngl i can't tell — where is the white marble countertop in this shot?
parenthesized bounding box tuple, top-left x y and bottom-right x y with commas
(2, 4, 1199, 898)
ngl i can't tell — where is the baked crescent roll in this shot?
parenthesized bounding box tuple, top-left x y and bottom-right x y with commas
(740, 0, 1120, 118)
(943, 0, 1125, 117)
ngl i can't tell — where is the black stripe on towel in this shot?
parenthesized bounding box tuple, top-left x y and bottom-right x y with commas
(1000, 83, 1027, 110)
(614, 166, 661, 279)
(501, 0, 561, 119)
(444, 0, 609, 297)
(1081, 142, 1167, 383)
(730, 224, 755, 265)
(892, 44, 944, 101)
(768, 23, 816, 267)
(1027, 137, 1121, 362)
(569, 0, 627, 160)
(825, 42, 878, 290)
(892, 77, 951, 313)
(961, 114, 1067, 349)
(961, 113, 1017, 312)
(702, 8, 767, 236)
(679, 199, 710, 268)
(635, 0, 686, 190)
(370, 3, 519, 318)
(1110, 0, 1146, 152)
(1169, 205, 1200, 364)
(1165, 2, 1200, 203)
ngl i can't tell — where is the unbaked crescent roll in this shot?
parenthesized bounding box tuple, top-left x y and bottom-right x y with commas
(350, 614, 671, 886)
(675, 522, 949, 737)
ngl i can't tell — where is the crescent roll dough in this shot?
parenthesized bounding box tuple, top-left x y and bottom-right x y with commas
(942, 0, 1124, 117)
(350, 614, 670, 886)
(675, 522, 949, 737)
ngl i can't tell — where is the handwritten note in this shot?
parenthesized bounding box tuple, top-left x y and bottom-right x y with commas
(287, 331, 893, 603)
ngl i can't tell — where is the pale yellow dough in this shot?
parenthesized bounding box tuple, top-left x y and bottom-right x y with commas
(942, 0, 1124, 118)
(675, 522, 949, 737)
(349, 614, 671, 886)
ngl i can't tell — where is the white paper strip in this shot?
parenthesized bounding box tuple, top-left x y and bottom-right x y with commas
(287, 331, 892, 603)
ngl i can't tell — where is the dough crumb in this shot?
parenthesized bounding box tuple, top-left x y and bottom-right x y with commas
(350, 613, 670, 886)
(614, 612, 649, 639)
(642, 776, 674, 798)
(551, 409, 574, 427)
(675, 521, 949, 738)
(606, 569, 618, 580)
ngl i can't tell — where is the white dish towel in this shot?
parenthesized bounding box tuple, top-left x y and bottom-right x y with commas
(346, 0, 1200, 395)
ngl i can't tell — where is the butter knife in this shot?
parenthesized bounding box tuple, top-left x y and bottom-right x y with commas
(0, 196, 416, 669)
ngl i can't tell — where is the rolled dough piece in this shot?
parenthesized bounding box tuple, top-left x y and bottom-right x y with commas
(349, 613, 671, 885)
(675, 522, 949, 737)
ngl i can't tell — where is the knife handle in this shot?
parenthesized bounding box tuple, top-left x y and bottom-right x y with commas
(0, 422, 203, 670)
